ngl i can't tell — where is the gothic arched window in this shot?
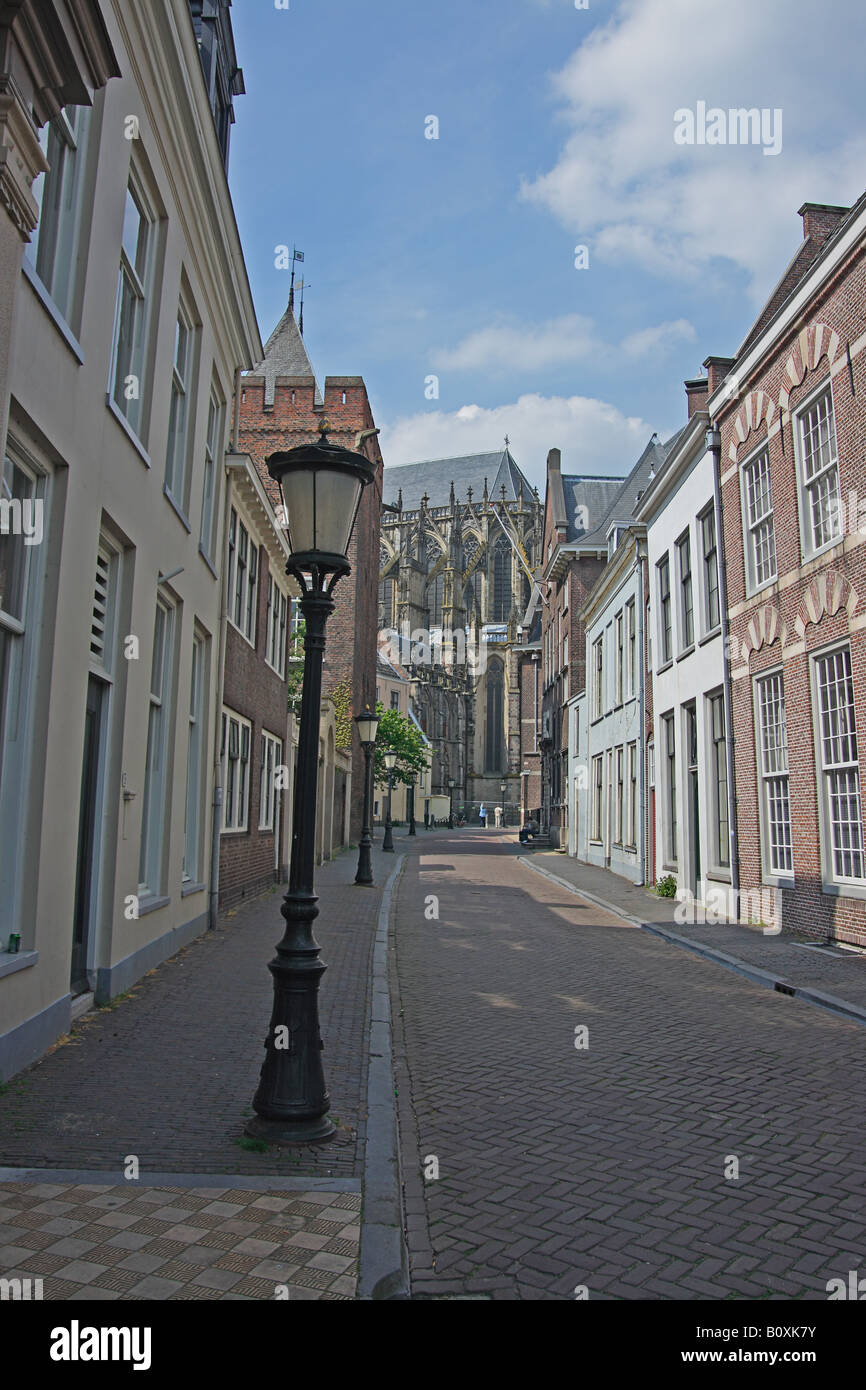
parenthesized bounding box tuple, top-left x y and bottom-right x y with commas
(492, 539, 511, 622)
(485, 659, 505, 772)
(428, 571, 444, 627)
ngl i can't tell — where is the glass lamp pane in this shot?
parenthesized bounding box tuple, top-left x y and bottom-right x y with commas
(278, 470, 315, 555)
(313, 467, 364, 556)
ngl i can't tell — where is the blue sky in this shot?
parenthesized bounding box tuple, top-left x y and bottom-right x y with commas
(229, 0, 866, 491)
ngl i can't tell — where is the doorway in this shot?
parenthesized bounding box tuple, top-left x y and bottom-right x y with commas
(685, 703, 700, 900)
(71, 675, 107, 994)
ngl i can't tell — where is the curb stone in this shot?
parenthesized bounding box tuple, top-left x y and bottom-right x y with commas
(358, 854, 410, 1300)
(518, 855, 866, 1029)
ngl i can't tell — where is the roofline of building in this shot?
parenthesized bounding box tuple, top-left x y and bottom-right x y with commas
(580, 526, 647, 626)
(633, 412, 709, 522)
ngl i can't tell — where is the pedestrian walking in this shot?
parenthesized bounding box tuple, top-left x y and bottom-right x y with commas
(494, 806, 502, 828)
(479, 803, 487, 828)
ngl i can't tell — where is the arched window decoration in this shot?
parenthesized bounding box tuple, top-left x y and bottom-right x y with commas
(428, 571, 444, 627)
(464, 571, 481, 622)
(485, 660, 505, 772)
(493, 539, 512, 622)
(379, 575, 395, 629)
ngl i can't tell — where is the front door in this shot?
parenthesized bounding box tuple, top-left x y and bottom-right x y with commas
(71, 676, 105, 994)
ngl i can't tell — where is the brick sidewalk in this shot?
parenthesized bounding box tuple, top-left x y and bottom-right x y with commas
(0, 845, 389, 1178)
(519, 842, 866, 1017)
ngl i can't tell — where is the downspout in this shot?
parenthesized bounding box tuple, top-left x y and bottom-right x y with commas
(708, 423, 740, 917)
(208, 461, 235, 930)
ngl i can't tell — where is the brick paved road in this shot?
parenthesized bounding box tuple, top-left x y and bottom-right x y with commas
(391, 830, 866, 1299)
(0, 847, 386, 1179)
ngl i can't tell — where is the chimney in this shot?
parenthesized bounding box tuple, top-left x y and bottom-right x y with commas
(547, 447, 561, 475)
(685, 376, 709, 419)
(799, 202, 850, 244)
(703, 355, 737, 396)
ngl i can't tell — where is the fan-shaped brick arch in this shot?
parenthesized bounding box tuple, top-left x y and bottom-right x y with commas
(741, 604, 786, 661)
(793, 571, 858, 639)
(778, 322, 842, 413)
(727, 389, 775, 463)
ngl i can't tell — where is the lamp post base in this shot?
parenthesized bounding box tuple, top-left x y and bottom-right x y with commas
(244, 1114, 337, 1146)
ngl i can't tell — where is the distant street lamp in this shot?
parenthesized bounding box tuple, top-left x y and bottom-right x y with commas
(382, 748, 397, 852)
(407, 774, 417, 836)
(246, 425, 375, 1146)
(448, 777, 455, 829)
(354, 705, 380, 886)
(501, 781, 507, 828)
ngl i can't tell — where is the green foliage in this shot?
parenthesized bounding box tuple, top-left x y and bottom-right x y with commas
(374, 702, 428, 787)
(329, 677, 353, 750)
(656, 874, 678, 898)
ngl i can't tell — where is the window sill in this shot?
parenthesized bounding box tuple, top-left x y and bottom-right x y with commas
(198, 545, 218, 579)
(744, 576, 778, 602)
(802, 537, 845, 568)
(821, 880, 866, 902)
(22, 259, 84, 363)
(657, 660, 674, 675)
(137, 895, 170, 917)
(221, 826, 250, 836)
(264, 659, 286, 681)
(699, 627, 722, 647)
(164, 485, 192, 533)
(181, 880, 207, 899)
(676, 645, 695, 663)
(258, 826, 276, 835)
(226, 616, 257, 651)
(761, 873, 794, 890)
(106, 395, 151, 467)
(705, 868, 733, 884)
(0, 949, 38, 980)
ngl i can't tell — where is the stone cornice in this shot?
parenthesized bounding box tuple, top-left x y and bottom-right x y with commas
(0, 71, 47, 239)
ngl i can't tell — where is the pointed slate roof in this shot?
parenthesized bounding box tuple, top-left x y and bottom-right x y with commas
(382, 448, 533, 511)
(247, 304, 322, 406)
(562, 430, 683, 547)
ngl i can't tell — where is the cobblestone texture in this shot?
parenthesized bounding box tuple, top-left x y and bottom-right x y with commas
(392, 829, 866, 1300)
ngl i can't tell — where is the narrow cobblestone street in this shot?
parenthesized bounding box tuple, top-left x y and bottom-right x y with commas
(391, 830, 866, 1300)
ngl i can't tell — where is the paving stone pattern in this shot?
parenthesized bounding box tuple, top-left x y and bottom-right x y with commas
(0, 1182, 361, 1300)
(0, 848, 384, 1178)
(391, 830, 866, 1300)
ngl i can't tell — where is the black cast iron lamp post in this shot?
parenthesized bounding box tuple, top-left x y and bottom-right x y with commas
(354, 705, 379, 886)
(246, 424, 375, 1145)
(448, 777, 455, 829)
(407, 774, 416, 836)
(382, 748, 397, 852)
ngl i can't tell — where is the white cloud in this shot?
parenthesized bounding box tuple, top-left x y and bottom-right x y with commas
(379, 392, 654, 490)
(621, 318, 696, 358)
(432, 312, 696, 373)
(521, 0, 866, 298)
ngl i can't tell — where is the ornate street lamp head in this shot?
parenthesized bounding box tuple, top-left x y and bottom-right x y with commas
(267, 428, 376, 589)
(354, 705, 380, 748)
(384, 748, 398, 773)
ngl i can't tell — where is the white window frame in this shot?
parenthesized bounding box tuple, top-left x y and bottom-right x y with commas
(699, 502, 721, 634)
(183, 629, 208, 885)
(626, 599, 636, 697)
(811, 643, 865, 886)
(754, 667, 793, 881)
(592, 635, 604, 720)
(199, 386, 224, 563)
(227, 507, 258, 646)
(741, 443, 777, 593)
(165, 290, 200, 515)
(795, 380, 843, 561)
(591, 754, 603, 842)
(626, 741, 637, 849)
(658, 555, 672, 665)
(615, 611, 624, 705)
(265, 572, 288, 678)
(139, 596, 177, 899)
(26, 102, 95, 330)
(259, 729, 283, 831)
(614, 745, 624, 846)
(663, 711, 677, 867)
(108, 171, 159, 443)
(221, 707, 252, 833)
(677, 530, 694, 651)
(706, 689, 730, 873)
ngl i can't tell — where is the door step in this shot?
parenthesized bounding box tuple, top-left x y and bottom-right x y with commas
(70, 991, 94, 1023)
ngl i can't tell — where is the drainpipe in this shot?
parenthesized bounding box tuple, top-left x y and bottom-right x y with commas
(208, 461, 235, 930)
(707, 423, 740, 918)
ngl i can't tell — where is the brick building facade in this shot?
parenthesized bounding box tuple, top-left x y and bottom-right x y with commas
(710, 196, 866, 945)
(237, 304, 383, 843)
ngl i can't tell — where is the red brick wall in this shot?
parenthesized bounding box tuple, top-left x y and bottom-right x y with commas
(718, 233, 866, 944)
(220, 545, 289, 908)
(237, 374, 382, 842)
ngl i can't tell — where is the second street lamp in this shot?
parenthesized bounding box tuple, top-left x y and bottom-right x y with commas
(382, 748, 397, 852)
(245, 424, 375, 1146)
(407, 774, 416, 836)
(448, 777, 455, 829)
(354, 705, 379, 886)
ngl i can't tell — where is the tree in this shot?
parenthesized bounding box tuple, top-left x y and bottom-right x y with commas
(374, 703, 427, 787)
